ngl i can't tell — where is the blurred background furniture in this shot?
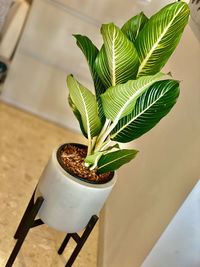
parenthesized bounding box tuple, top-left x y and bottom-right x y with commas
(189, 0, 200, 41)
(0, 0, 29, 92)
(0, 0, 12, 32)
(0, 0, 29, 61)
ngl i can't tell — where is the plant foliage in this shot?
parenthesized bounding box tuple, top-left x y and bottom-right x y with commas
(67, 1, 189, 174)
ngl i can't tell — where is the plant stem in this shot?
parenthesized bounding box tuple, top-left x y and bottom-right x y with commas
(94, 120, 118, 152)
(100, 138, 111, 151)
(87, 137, 92, 156)
(98, 119, 111, 141)
(91, 136, 97, 151)
(88, 138, 111, 170)
(94, 119, 111, 152)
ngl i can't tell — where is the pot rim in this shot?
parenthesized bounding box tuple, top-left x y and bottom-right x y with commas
(56, 143, 115, 185)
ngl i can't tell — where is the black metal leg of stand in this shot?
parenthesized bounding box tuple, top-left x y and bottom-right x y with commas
(58, 215, 99, 267)
(7, 188, 98, 267)
(14, 190, 35, 239)
(5, 197, 44, 267)
(66, 215, 98, 267)
(58, 234, 71, 255)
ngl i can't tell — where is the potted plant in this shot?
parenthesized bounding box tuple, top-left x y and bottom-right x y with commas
(35, 1, 189, 233)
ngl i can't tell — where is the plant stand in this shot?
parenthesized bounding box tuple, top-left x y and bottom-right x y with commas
(5, 189, 99, 267)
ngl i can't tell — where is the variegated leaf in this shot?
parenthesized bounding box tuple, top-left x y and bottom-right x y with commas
(100, 72, 164, 122)
(111, 80, 180, 142)
(95, 23, 139, 88)
(67, 75, 101, 138)
(97, 149, 138, 174)
(73, 34, 106, 122)
(135, 2, 189, 77)
(121, 12, 148, 42)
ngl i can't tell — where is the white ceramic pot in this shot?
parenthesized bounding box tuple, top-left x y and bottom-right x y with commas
(35, 143, 117, 233)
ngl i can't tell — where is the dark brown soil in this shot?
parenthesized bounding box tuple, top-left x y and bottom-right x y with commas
(59, 144, 111, 183)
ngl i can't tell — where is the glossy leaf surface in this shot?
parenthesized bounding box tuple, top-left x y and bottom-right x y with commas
(68, 95, 87, 138)
(84, 143, 120, 169)
(101, 72, 164, 121)
(135, 2, 189, 77)
(97, 149, 138, 174)
(111, 80, 180, 142)
(121, 12, 148, 42)
(94, 45, 111, 89)
(95, 23, 139, 87)
(74, 34, 106, 121)
(67, 75, 101, 138)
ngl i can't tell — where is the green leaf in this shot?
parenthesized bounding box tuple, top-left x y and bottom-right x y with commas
(73, 35, 106, 122)
(67, 75, 102, 138)
(100, 72, 164, 122)
(102, 143, 120, 152)
(84, 151, 103, 169)
(121, 12, 148, 42)
(68, 95, 88, 138)
(84, 143, 120, 169)
(94, 45, 111, 89)
(135, 2, 189, 77)
(95, 23, 139, 87)
(111, 80, 180, 143)
(97, 149, 139, 174)
(73, 34, 98, 79)
(102, 23, 140, 85)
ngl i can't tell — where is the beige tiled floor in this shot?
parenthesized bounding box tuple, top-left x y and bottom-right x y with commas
(0, 101, 98, 267)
